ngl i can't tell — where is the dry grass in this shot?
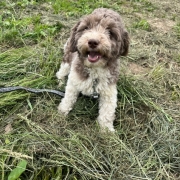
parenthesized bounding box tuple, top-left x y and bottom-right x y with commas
(0, 0, 180, 179)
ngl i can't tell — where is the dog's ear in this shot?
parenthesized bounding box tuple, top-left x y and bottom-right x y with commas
(69, 21, 81, 52)
(120, 31, 130, 56)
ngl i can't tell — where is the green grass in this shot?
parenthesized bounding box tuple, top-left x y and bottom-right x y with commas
(174, 23, 180, 40)
(133, 19, 151, 31)
(1, 0, 180, 179)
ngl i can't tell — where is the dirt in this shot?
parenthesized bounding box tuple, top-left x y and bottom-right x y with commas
(148, 18, 176, 33)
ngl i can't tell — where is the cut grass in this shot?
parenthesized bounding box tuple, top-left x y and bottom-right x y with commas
(1, 0, 180, 179)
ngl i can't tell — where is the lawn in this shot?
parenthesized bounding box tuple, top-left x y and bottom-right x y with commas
(0, 0, 180, 179)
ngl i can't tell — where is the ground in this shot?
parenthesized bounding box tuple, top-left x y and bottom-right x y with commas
(0, 0, 180, 179)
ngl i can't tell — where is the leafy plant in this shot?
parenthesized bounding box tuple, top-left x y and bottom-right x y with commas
(8, 159, 27, 180)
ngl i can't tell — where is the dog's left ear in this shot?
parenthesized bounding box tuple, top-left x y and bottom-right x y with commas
(120, 31, 130, 56)
(69, 21, 81, 52)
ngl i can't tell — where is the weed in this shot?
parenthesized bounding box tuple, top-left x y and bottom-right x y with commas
(133, 19, 151, 31)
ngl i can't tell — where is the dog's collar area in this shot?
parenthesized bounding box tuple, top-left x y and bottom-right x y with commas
(91, 79, 99, 99)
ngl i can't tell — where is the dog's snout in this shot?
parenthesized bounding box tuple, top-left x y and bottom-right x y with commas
(88, 39, 99, 48)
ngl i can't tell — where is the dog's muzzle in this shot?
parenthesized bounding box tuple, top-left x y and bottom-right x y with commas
(87, 39, 102, 63)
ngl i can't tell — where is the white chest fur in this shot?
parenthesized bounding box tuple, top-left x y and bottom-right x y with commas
(68, 63, 112, 96)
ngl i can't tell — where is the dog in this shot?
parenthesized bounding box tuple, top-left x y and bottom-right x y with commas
(56, 8, 129, 132)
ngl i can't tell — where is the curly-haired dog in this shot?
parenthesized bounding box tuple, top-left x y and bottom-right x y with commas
(56, 8, 129, 132)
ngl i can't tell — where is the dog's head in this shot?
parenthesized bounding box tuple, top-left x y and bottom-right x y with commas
(69, 8, 129, 67)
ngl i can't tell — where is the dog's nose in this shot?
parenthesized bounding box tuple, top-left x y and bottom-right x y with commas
(88, 39, 99, 48)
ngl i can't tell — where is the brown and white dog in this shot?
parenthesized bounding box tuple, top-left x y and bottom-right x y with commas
(56, 8, 129, 132)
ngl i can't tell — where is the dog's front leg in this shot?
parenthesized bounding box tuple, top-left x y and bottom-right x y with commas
(56, 62, 71, 87)
(97, 84, 117, 132)
(58, 82, 79, 115)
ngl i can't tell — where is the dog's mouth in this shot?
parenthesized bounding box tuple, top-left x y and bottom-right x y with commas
(87, 51, 102, 63)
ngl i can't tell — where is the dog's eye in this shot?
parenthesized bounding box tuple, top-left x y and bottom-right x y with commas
(78, 26, 89, 32)
(108, 29, 118, 40)
(109, 30, 115, 39)
(107, 28, 113, 37)
(77, 23, 88, 31)
(109, 31, 113, 37)
(83, 26, 89, 30)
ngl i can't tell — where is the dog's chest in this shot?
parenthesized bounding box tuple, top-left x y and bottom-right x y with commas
(69, 67, 111, 96)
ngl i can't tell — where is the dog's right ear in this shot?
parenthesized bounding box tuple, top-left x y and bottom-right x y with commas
(120, 31, 130, 56)
(69, 21, 81, 52)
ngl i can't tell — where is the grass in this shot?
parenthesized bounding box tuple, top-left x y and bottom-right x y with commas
(0, 0, 180, 179)
(174, 23, 180, 40)
(133, 19, 151, 31)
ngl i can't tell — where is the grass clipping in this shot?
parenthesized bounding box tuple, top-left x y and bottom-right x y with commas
(1, 0, 180, 179)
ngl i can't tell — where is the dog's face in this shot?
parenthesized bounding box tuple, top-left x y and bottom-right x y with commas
(69, 10, 129, 67)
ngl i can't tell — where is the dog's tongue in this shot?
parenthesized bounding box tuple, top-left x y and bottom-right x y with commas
(88, 52, 101, 62)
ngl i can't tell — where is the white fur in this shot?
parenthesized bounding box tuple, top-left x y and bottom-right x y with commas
(57, 53, 119, 132)
(56, 62, 70, 86)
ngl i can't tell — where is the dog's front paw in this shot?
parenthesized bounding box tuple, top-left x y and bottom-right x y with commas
(57, 103, 71, 116)
(97, 117, 115, 133)
(56, 71, 65, 87)
(100, 125, 115, 133)
(57, 78, 65, 87)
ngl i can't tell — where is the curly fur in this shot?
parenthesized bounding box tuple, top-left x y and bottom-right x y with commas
(56, 8, 130, 132)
